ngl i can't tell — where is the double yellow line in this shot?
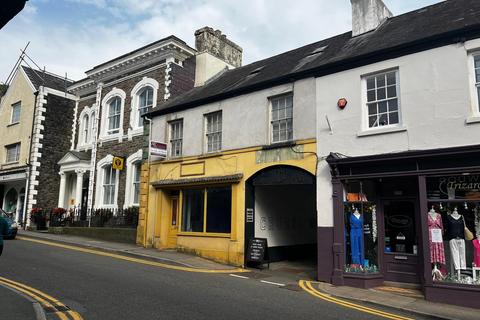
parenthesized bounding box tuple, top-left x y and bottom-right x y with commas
(298, 280, 413, 320)
(0, 276, 83, 320)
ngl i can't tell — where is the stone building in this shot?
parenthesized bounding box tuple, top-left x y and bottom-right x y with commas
(57, 35, 197, 215)
(0, 64, 75, 225)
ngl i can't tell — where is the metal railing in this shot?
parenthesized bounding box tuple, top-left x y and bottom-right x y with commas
(48, 206, 139, 228)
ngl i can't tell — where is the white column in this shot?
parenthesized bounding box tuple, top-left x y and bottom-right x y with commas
(58, 172, 67, 208)
(75, 170, 85, 207)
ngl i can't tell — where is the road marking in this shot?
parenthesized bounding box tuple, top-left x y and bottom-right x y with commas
(260, 280, 286, 286)
(0, 276, 84, 320)
(18, 236, 248, 274)
(299, 280, 414, 320)
(229, 274, 249, 279)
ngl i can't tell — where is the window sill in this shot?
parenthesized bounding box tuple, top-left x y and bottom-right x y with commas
(262, 141, 296, 150)
(465, 116, 480, 124)
(7, 122, 19, 127)
(3, 161, 19, 166)
(177, 231, 231, 238)
(99, 134, 122, 143)
(357, 125, 407, 137)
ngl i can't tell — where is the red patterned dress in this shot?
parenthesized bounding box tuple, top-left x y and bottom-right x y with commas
(428, 213, 446, 265)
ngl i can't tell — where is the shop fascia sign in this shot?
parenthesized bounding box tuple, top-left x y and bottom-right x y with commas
(438, 175, 480, 194)
(0, 172, 26, 182)
(150, 140, 167, 159)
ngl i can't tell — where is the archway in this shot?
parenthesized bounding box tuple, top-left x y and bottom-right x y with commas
(3, 188, 18, 214)
(245, 165, 317, 266)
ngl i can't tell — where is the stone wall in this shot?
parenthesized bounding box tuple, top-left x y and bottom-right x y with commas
(36, 94, 75, 210)
(195, 27, 242, 67)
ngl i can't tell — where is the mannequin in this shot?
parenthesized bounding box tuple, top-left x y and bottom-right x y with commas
(428, 206, 445, 280)
(446, 207, 466, 280)
(350, 208, 364, 266)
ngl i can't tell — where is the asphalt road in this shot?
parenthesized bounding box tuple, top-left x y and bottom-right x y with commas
(0, 239, 436, 320)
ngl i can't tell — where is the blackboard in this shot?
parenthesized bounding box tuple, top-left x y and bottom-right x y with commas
(246, 238, 269, 267)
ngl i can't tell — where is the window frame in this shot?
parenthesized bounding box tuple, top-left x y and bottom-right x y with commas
(204, 111, 222, 153)
(169, 119, 183, 158)
(471, 53, 480, 115)
(100, 88, 126, 141)
(95, 155, 120, 209)
(178, 186, 232, 236)
(129, 78, 159, 135)
(102, 165, 117, 206)
(269, 94, 293, 144)
(137, 87, 154, 127)
(362, 69, 402, 131)
(10, 102, 21, 124)
(5, 143, 21, 163)
(107, 97, 122, 135)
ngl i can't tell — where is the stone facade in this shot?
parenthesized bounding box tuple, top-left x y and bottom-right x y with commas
(194, 27, 242, 68)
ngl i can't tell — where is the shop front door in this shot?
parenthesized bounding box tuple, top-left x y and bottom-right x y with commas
(167, 197, 179, 248)
(383, 200, 421, 283)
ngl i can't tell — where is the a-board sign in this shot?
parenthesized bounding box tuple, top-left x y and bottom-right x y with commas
(246, 238, 269, 267)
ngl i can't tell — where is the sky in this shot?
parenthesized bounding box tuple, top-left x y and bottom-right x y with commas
(0, 0, 444, 82)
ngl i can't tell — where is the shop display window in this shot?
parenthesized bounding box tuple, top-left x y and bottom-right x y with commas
(427, 174, 480, 285)
(343, 180, 379, 274)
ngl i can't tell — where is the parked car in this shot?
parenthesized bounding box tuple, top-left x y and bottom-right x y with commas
(0, 208, 18, 239)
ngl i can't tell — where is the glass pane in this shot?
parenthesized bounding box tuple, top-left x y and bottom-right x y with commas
(181, 189, 204, 232)
(378, 101, 388, 113)
(388, 99, 398, 111)
(367, 90, 376, 102)
(286, 105, 293, 118)
(367, 103, 377, 116)
(386, 72, 396, 85)
(477, 87, 480, 112)
(206, 187, 231, 233)
(366, 77, 375, 90)
(474, 56, 480, 68)
(377, 87, 386, 100)
(384, 201, 417, 254)
(389, 112, 399, 124)
(475, 69, 480, 82)
(387, 85, 397, 98)
(376, 75, 385, 87)
(368, 115, 377, 128)
(379, 113, 388, 126)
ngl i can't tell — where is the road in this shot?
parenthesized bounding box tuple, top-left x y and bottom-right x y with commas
(0, 238, 436, 320)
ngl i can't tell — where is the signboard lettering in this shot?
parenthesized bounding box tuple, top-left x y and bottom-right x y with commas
(246, 238, 269, 268)
(246, 208, 254, 223)
(150, 141, 167, 158)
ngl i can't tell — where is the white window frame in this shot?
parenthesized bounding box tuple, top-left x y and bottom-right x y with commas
(77, 106, 95, 149)
(361, 68, 402, 131)
(204, 111, 222, 153)
(10, 102, 21, 124)
(100, 88, 126, 141)
(95, 154, 119, 209)
(129, 77, 159, 137)
(124, 149, 143, 208)
(269, 94, 293, 144)
(169, 119, 183, 158)
(5, 143, 20, 163)
(470, 53, 480, 116)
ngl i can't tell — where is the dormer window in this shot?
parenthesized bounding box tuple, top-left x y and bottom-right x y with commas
(108, 97, 122, 135)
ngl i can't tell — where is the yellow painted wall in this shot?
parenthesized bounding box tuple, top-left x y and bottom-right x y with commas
(0, 69, 35, 169)
(138, 139, 317, 266)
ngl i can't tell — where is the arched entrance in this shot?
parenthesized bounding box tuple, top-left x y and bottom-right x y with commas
(245, 165, 317, 266)
(3, 188, 18, 214)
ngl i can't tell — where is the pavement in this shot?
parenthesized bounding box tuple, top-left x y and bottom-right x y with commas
(12, 230, 480, 320)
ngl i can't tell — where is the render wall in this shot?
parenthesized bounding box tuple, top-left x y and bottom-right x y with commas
(151, 77, 317, 157)
(315, 38, 480, 228)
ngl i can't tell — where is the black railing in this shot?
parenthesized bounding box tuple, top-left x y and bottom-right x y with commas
(48, 207, 139, 228)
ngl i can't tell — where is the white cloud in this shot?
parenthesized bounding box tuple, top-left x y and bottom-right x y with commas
(0, 0, 443, 82)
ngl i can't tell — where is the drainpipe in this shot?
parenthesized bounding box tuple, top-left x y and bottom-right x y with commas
(143, 116, 153, 247)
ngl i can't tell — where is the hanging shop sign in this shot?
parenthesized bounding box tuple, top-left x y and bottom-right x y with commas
(246, 237, 269, 268)
(112, 156, 125, 171)
(150, 141, 167, 158)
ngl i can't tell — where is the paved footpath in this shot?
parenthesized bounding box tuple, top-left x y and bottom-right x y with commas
(0, 234, 433, 320)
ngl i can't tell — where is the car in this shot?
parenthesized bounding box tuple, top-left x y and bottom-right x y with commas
(0, 208, 18, 240)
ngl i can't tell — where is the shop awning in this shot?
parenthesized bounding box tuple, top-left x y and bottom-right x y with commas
(151, 173, 243, 188)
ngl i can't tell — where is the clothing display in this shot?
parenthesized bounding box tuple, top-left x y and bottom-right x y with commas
(428, 213, 446, 264)
(473, 239, 480, 267)
(445, 214, 465, 240)
(449, 238, 466, 270)
(350, 213, 364, 265)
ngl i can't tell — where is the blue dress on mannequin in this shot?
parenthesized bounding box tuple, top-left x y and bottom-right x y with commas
(350, 212, 364, 265)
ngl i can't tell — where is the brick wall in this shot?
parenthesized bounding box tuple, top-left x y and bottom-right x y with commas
(36, 94, 75, 210)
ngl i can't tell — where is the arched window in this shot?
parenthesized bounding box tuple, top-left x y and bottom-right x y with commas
(108, 97, 122, 134)
(90, 111, 96, 140)
(138, 87, 153, 127)
(83, 114, 90, 144)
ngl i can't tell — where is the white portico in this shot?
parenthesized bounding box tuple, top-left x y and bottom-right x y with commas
(57, 151, 91, 209)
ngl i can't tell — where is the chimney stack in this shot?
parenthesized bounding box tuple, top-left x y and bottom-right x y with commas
(350, 0, 392, 37)
(194, 27, 242, 87)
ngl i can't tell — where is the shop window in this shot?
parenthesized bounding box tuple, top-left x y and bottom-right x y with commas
(343, 180, 379, 273)
(181, 187, 232, 234)
(364, 70, 400, 128)
(427, 174, 480, 285)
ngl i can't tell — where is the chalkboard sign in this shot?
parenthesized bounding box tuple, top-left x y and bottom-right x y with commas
(246, 237, 269, 268)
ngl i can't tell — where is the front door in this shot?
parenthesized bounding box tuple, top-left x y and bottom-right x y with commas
(167, 197, 179, 248)
(383, 200, 421, 283)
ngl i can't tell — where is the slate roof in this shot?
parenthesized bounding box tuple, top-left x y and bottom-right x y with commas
(22, 65, 74, 92)
(148, 0, 480, 117)
(69, 150, 91, 161)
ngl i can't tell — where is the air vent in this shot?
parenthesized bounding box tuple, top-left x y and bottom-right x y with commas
(249, 66, 265, 75)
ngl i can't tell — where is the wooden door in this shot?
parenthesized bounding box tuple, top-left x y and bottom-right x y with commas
(167, 197, 179, 248)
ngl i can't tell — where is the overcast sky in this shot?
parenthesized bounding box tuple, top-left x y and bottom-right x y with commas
(0, 0, 444, 82)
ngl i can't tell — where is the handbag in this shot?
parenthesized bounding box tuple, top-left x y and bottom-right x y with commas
(464, 218, 474, 240)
